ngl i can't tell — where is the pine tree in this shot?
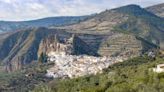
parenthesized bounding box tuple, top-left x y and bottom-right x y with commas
(39, 52, 47, 63)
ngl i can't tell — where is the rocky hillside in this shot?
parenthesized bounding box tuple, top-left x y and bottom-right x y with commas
(0, 29, 156, 72)
(146, 3, 164, 18)
(0, 28, 105, 72)
(59, 9, 129, 31)
(114, 5, 164, 49)
(59, 5, 164, 50)
(98, 34, 142, 57)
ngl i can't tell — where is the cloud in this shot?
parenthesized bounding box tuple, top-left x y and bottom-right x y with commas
(0, 0, 163, 21)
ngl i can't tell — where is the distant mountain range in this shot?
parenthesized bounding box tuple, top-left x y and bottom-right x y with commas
(0, 16, 89, 33)
(0, 3, 163, 33)
(0, 3, 164, 72)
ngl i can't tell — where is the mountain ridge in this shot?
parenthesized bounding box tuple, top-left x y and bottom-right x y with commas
(0, 16, 90, 33)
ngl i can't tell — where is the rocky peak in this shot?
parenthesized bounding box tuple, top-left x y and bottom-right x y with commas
(115, 4, 141, 12)
(114, 4, 157, 18)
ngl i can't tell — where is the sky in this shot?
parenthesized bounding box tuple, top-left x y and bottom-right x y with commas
(0, 0, 163, 21)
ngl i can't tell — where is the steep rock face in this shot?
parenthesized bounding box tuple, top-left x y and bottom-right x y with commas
(72, 35, 99, 56)
(38, 34, 73, 57)
(38, 34, 98, 58)
(146, 3, 164, 18)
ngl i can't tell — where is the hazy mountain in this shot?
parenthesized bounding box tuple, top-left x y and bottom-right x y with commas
(0, 16, 89, 33)
(146, 3, 164, 18)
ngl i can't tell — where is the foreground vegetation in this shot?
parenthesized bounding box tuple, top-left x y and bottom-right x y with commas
(0, 55, 164, 92)
(32, 56, 164, 92)
(0, 62, 54, 92)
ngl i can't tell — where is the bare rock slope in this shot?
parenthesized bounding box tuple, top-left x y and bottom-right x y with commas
(146, 3, 164, 18)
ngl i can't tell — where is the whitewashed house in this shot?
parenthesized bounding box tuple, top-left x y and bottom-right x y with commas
(153, 64, 164, 73)
(45, 70, 55, 78)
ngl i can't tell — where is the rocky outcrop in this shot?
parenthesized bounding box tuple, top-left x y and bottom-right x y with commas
(38, 34, 98, 58)
(38, 34, 74, 57)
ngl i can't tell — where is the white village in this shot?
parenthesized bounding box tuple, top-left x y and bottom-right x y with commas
(43, 35, 128, 79)
(45, 51, 126, 79)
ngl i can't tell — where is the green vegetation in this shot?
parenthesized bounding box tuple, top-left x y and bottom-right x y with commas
(0, 54, 164, 92)
(0, 71, 23, 89)
(32, 56, 164, 92)
(0, 62, 54, 92)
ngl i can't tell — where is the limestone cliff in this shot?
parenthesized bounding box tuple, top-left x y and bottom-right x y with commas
(38, 34, 98, 58)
